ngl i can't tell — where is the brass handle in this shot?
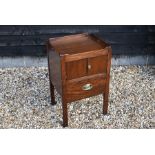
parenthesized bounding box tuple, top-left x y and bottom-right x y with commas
(82, 83, 93, 91)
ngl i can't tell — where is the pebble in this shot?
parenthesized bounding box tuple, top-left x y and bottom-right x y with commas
(0, 66, 155, 128)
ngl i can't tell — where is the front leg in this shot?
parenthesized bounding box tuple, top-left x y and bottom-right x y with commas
(49, 81, 56, 105)
(103, 92, 109, 115)
(62, 96, 68, 127)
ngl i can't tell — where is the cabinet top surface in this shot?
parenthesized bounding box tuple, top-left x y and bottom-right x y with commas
(48, 33, 109, 55)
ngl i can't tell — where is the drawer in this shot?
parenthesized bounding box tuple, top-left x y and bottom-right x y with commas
(65, 75, 106, 102)
(66, 55, 108, 80)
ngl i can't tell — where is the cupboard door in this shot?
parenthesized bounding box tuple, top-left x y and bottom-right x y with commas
(66, 59, 87, 80)
(88, 55, 108, 75)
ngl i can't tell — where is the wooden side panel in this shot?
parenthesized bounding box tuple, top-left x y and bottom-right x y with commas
(48, 50, 62, 95)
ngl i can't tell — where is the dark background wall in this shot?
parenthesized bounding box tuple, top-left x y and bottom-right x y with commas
(0, 25, 155, 57)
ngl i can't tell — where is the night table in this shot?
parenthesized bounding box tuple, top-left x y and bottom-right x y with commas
(47, 33, 112, 127)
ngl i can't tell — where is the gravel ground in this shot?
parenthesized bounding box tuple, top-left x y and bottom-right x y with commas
(0, 66, 155, 129)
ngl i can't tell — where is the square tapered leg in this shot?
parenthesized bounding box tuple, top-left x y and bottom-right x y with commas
(62, 97, 68, 127)
(49, 81, 56, 105)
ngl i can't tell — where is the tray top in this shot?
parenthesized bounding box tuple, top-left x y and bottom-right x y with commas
(48, 33, 109, 55)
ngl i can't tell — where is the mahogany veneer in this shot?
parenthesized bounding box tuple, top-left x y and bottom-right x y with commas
(47, 33, 112, 127)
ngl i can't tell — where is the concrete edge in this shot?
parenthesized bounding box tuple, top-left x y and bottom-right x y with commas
(0, 55, 155, 68)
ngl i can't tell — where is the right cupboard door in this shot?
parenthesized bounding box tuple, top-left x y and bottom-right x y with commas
(87, 55, 108, 76)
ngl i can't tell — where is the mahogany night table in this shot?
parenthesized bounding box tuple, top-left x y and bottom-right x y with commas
(47, 33, 112, 127)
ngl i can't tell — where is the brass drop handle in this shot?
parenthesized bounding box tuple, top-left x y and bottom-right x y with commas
(82, 83, 93, 91)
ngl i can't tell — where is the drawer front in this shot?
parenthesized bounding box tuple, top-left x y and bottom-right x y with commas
(65, 53, 108, 80)
(65, 76, 106, 102)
